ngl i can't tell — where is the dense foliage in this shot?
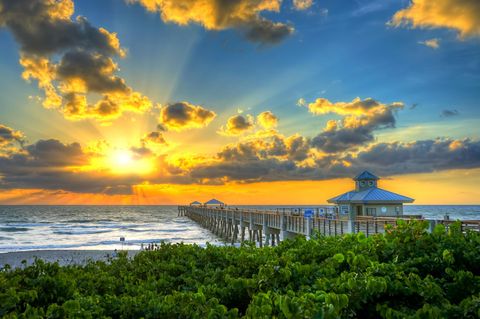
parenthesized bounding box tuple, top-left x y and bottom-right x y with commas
(1, 221, 479, 318)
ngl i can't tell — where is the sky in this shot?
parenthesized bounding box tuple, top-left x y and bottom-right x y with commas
(0, 0, 479, 205)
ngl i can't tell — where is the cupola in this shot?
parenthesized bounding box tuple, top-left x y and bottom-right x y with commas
(353, 171, 379, 191)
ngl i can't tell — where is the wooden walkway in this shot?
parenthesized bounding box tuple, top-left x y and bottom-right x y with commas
(178, 206, 480, 246)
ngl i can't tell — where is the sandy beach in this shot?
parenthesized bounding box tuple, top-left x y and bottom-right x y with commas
(0, 250, 140, 269)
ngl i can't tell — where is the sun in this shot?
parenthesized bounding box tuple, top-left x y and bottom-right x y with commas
(113, 150, 133, 167)
(107, 149, 154, 175)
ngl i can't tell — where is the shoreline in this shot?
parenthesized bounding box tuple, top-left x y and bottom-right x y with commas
(0, 249, 140, 269)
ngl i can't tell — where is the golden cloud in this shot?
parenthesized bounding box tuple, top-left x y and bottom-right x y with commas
(306, 97, 403, 118)
(218, 114, 254, 136)
(128, 0, 294, 44)
(0, 124, 24, 147)
(159, 102, 216, 131)
(0, 0, 151, 121)
(257, 111, 278, 129)
(142, 131, 167, 145)
(391, 0, 480, 38)
(20, 55, 62, 109)
(307, 97, 404, 153)
(293, 0, 313, 11)
(62, 92, 151, 121)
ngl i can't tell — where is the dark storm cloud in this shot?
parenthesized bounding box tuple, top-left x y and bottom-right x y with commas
(159, 102, 216, 131)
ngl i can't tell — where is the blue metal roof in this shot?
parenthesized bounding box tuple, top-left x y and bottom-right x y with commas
(354, 171, 379, 181)
(204, 198, 225, 205)
(328, 187, 414, 203)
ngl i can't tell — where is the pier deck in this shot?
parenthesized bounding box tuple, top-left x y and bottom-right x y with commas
(178, 206, 479, 246)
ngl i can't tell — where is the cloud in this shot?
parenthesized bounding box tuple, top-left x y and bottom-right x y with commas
(0, 0, 152, 121)
(305, 97, 403, 117)
(56, 50, 128, 94)
(218, 114, 254, 136)
(1, 126, 479, 190)
(0, 124, 24, 147)
(441, 109, 460, 117)
(159, 102, 216, 131)
(419, 38, 440, 49)
(293, 0, 314, 11)
(296, 97, 306, 106)
(256, 111, 278, 129)
(0, 136, 163, 193)
(127, 0, 294, 44)
(306, 97, 404, 153)
(189, 132, 312, 183)
(188, 136, 480, 184)
(390, 0, 480, 38)
(353, 139, 480, 175)
(132, 131, 167, 158)
(0, 138, 114, 192)
(25, 139, 89, 166)
(142, 131, 167, 145)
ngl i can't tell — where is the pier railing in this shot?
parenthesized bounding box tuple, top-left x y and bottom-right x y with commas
(178, 206, 480, 246)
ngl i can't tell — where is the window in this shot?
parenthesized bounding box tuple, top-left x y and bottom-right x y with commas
(366, 208, 376, 216)
(360, 181, 365, 186)
(368, 181, 374, 187)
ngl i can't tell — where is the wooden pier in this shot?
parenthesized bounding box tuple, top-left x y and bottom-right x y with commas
(178, 206, 480, 246)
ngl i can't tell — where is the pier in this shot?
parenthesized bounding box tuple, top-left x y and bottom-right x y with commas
(177, 205, 480, 246)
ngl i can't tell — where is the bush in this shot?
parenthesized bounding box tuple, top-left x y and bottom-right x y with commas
(1, 221, 479, 318)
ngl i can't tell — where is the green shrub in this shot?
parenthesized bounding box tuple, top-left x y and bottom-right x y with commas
(1, 221, 479, 318)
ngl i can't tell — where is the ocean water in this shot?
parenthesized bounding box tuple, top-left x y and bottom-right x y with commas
(0, 206, 218, 253)
(0, 205, 479, 253)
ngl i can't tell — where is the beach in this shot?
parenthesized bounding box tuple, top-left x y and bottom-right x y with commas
(0, 249, 140, 269)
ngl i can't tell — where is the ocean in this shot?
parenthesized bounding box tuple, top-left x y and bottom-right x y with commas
(0, 205, 479, 253)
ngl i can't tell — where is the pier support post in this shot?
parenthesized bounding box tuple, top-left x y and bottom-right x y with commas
(263, 213, 269, 247)
(428, 220, 437, 233)
(259, 228, 263, 247)
(348, 214, 356, 234)
(306, 217, 313, 239)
